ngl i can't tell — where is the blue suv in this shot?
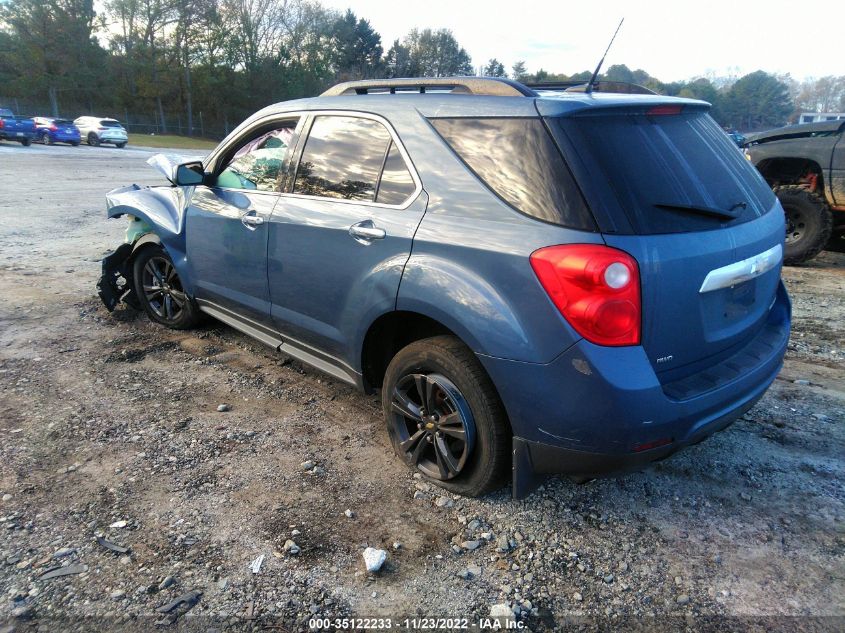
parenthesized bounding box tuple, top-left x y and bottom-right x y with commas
(98, 77, 791, 498)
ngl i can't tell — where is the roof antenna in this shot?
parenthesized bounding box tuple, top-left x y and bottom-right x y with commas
(585, 18, 624, 94)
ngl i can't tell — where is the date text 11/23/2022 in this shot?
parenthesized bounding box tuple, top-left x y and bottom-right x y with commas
(308, 617, 526, 629)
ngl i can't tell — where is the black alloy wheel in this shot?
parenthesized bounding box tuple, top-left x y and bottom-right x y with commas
(382, 335, 510, 496)
(132, 246, 200, 329)
(389, 373, 476, 481)
(142, 255, 187, 322)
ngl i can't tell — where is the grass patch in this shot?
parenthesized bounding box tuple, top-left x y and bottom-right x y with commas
(127, 133, 217, 150)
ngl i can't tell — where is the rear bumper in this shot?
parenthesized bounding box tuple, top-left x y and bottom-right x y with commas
(0, 130, 35, 140)
(53, 133, 80, 142)
(99, 132, 128, 143)
(478, 281, 791, 498)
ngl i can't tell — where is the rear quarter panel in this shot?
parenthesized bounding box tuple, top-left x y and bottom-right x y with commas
(395, 115, 602, 363)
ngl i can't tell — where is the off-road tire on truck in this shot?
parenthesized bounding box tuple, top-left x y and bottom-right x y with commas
(775, 185, 834, 264)
(382, 335, 511, 497)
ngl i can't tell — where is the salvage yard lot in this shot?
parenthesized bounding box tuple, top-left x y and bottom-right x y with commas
(0, 143, 843, 630)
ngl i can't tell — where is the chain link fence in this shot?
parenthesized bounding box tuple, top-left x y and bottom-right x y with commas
(0, 96, 229, 140)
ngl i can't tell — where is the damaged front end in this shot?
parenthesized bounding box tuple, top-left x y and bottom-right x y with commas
(97, 241, 140, 311)
(97, 154, 199, 312)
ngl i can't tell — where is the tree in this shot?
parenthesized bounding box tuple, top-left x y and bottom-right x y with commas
(383, 38, 412, 78)
(331, 9, 382, 79)
(511, 60, 528, 82)
(677, 77, 722, 122)
(482, 58, 506, 78)
(793, 76, 845, 114)
(723, 70, 792, 131)
(0, 0, 105, 114)
(400, 28, 472, 77)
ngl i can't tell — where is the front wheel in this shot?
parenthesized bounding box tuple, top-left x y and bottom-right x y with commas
(382, 335, 510, 497)
(132, 246, 200, 329)
(776, 185, 833, 264)
(116, 142, 126, 148)
(88, 133, 100, 147)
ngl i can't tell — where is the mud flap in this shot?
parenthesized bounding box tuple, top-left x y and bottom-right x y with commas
(512, 437, 545, 500)
(97, 243, 140, 311)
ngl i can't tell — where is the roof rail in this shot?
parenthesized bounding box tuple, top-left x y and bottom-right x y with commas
(321, 77, 539, 98)
(526, 80, 656, 95)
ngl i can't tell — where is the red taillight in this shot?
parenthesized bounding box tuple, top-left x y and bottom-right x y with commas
(49, 124, 58, 131)
(530, 244, 641, 346)
(0, 119, 4, 129)
(97, 126, 107, 131)
(647, 105, 683, 116)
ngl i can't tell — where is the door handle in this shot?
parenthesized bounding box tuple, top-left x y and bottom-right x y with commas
(241, 211, 264, 229)
(349, 220, 386, 244)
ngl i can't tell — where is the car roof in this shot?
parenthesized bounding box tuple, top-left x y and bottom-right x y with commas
(254, 90, 707, 121)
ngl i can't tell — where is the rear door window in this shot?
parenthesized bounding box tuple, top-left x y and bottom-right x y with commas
(552, 110, 776, 234)
(430, 117, 596, 230)
(294, 116, 392, 202)
(375, 141, 416, 205)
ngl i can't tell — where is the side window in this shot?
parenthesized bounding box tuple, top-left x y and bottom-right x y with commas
(375, 142, 415, 205)
(216, 121, 298, 191)
(431, 117, 595, 230)
(294, 116, 390, 201)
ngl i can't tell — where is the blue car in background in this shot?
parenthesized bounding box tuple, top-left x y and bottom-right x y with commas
(97, 77, 791, 499)
(33, 117, 81, 146)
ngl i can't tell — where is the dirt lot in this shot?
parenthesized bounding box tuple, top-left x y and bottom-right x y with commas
(0, 142, 843, 632)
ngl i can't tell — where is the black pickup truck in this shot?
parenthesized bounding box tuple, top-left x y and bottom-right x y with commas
(0, 108, 36, 146)
(744, 119, 844, 263)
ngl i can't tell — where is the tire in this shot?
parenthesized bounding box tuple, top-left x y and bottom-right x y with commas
(44, 132, 53, 145)
(20, 137, 31, 146)
(71, 141, 79, 147)
(382, 335, 510, 497)
(132, 246, 200, 330)
(775, 185, 833, 264)
(116, 142, 126, 148)
(88, 132, 100, 147)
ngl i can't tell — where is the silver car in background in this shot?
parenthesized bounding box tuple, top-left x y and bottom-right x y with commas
(73, 116, 128, 148)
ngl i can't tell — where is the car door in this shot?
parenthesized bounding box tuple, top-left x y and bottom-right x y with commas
(186, 116, 302, 326)
(267, 112, 427, 374)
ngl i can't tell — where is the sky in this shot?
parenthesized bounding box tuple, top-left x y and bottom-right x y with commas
(321, 0, 844, 82)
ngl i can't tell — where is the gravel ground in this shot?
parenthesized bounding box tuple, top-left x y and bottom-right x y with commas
(0, 143, 843, 632)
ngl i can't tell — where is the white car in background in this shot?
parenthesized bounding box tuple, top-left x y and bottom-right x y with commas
(73, 116, 128, 148)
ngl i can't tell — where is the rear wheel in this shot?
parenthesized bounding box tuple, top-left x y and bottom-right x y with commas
(20, 138, 31, 146)
(116, 142, 126, 148)
(382, 335, 510, 497)
(775, 185, 833, 264)
(70, 141, 79, 147)
(132, 246, 200, 329)
(87, 132, 100, 147)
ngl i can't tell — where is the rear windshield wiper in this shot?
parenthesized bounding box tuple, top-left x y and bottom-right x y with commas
(654, 202, 743, 221)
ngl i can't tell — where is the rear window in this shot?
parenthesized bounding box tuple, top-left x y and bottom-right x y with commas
(552, 110, 776, 234)
(430, 117, 596, 231)
(54, 119, 74, 126)
(100, 120, 122, 128)
(0, 109, 13, 117)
